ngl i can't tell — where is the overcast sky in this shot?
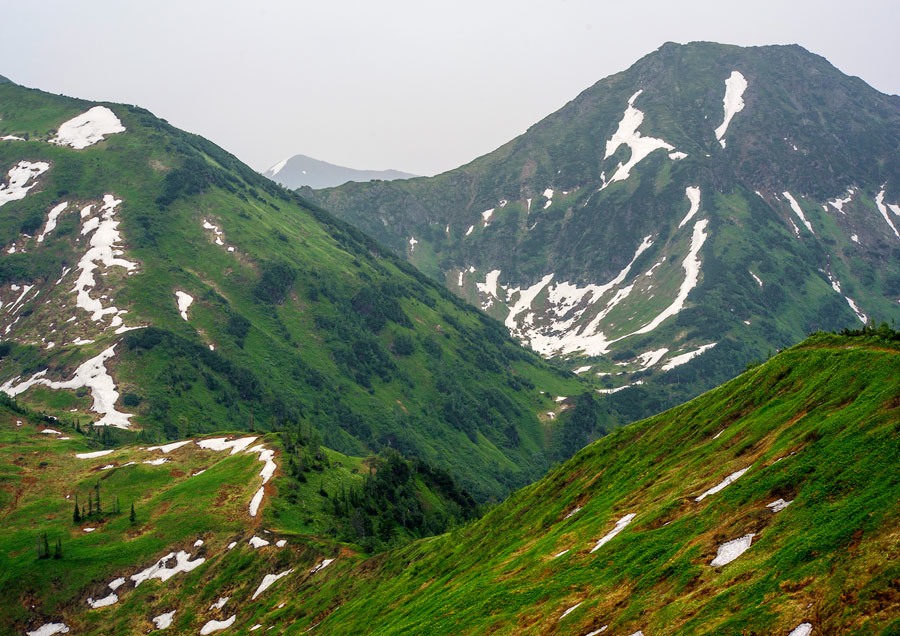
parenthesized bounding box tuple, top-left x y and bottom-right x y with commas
(3, 1, 898, 176)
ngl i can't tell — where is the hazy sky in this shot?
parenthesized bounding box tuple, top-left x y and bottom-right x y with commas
(3, 1, 898, 176)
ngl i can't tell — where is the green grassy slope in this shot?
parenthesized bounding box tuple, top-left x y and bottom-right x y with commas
(5, 332, 899, 635)
(0, 80, 584, 500)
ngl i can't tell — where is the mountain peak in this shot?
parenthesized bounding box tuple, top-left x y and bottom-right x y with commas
(263, 153, 417, 189)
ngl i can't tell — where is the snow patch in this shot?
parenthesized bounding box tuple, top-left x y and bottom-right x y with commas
(50, 106, 125, 149)
(749, 271, 763, 287)
(37, 202, 69, 242)
(249, 487, 265, 517)
(661, 342, 717, 371)
(601, 90, 676, 189)
(714, 71, 748, 146)
(200, 616, 236, 635)
(197, 437, 258, 454)
(408, 236, 417, 251)
(574, 365, 592, 374)
(209, 597, 229, 611)
(465, 225, 474, 236)
(787, 623, 812, 636)
(143, 457, 170, 466)
(476, 269, 502, 300)
(481, 208, 494, 225)
(851, 234, 859, 244)
(637, 348, 669, 369)
(767, 498, 793, 513)
(590, 513, 636, 553)
(251, 569, 293, 600)
(310, 558, 335, 574)
(875, 189, 900, 240)
(2, 344, 133, 428)
(131, 550, 205, 586)
(678, 187, 701, 229)
(152, 610, 176, 630)
(76, 450, 114, 459)
(828, 188, 854, 213)
(268, 158, 289, 176)
(175, 291, 193, 321)
(249, 536, 270, 548)
(669, 151, 687, 160)
(147, 440, 192, 453)
(26, 624, 70, 636)
(87, 593, 118, 608)
(710, 533, 754, 566)
(0, 160, 49, 207)
(783, 192, 814, 234)
(552, 549, 569, 558)
(695, 467, 749, 502)
(108, 577, 126, 591)
(560, 602, 582, 620)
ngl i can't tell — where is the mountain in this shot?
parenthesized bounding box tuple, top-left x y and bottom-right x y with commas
(0, 79, 586, 502)
(308, 42, 900, 421)
(263, 154, 416, 189)
(7, 329, 900, 635)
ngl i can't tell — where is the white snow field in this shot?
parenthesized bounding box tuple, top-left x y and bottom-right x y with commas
(661, 343, 717, 371)
(197, 437, 258, 454)
(249, 487, 265, 517)
(86, 593, 118, 608)
(249, 536, 270, 548)
(209, 597, 229, 611)
(601, 90, 677, 189)
(200, 616, 236, 635)
(147, 440, 192, 453)
(678, 187, 701, 229)
(26, 624, 70, 636)
(50, 106, 125, 149)
(76, 449, 114, 459)
(37, 202, 69, 242)
(787, 623, 812, 636)
(175, 291, 193, 320)
(766, 498, 793, 513)
(131, 550, 205, 586)
(152, 610, 176, 629)
(251, 569, 294, 600)
(590, 513, 636, 553)
(710, 533, 755, 566)
(875, 189, 900, 240)
(695, 467, 749, 502)
(714, 71, 748, 148)
(2, 344, 134, 428)
(782, 192, 814, 234)
(310, 558, 335, 574)
(0, 160, 49, 207)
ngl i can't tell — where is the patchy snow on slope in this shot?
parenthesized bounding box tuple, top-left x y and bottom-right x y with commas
(249, 487, 265, 517)
(200, 616, 235, 635)
(782, 192, 814, 234)
(661, 342, 717, 371)
(37, 202, 68, 242)
(678, 187, 701, 229)
(1, 134, 25, 141)
(108, 577, 126, 591)
(465, 225, 474, 236)
(787, 623, 812, 636)
(601, 90, 676, 189)
(710, 533, 754, 566)
(0, 160, 49, 207)
(26, 623, 70, 636)
(50, 106, 125, 149)
(560, 602, 582, 620)
(875, 189, 900, 240)
(596, 381, 643, 394)
(825, 272, 867, 323)
(251, 569, 293, 600)
(310, 558, 335, 574)
(6, 283, 34, 313)
(210, 597, 229, 611)
(543, 189, 554, 209)
(828, 187, 854, 213)
(476, 269, 502, 301)
(408, 237, 417, 251)
(147, 440, 192, 453)
(143, 457, 170, 466)
(76, 449, 114, 459)
(41, 428, 62, 435)
(749, 271, 763, 287)
(249, 536, 270, 548)
(714, 71, 748, 147)
(851, 234, 859, 244)
(504, 274, 554, 335)
(481, 208, 495, 226)
(175, 291, 193, 321)
(131, 550, 205, 586)
(590, 513, 636, 553)
(72, 195, 138, 327)
(152, 611, 176, 630)
(87, 593, 118, 608)
(637, 348, 669, 369)
(2, 344, 133, 428)
(669, 151, 687, 160)
(767, 498, 793, 513)
(574, 365, 592, 374)
(695, 467, 749, 502)
(197, 436, 258, 454)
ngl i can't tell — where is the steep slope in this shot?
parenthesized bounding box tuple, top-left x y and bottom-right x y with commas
(263, 154, 416, 189)
(8, 330, 900, 635)
(310, 42, 900, 420)
(0, 78, 585, 501)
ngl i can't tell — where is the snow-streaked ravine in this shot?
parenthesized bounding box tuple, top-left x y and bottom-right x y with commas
(1, 344, 134, 428)
(0, 160, 49, 207)
(37, 202, 68, 242)
(49, 106, 125, 149)
(782, 192, 814, 234)
(678, 187, 701, 229)
(714, 71, 747, 148)
(825, 272, 867, 323)
(875, 189, 900, 240)
(600, 91, 678, 190)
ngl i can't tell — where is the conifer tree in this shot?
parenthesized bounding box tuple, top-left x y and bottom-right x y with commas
(130, 502, 136, 525)
(42, 533, 50, 559)
(73, 498, 81, 523)
(53, 538, 62, 560)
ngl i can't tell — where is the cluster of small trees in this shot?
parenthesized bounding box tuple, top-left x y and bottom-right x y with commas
(36, 533, 62, 560)
(71, 482, 136, 525)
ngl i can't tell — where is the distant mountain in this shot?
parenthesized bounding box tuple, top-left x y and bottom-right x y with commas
(263, 154, 416, 189)
(309, 41, 900, 421)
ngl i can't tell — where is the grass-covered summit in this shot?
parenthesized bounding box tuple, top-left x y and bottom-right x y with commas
(0, 79, 585, 501)
(5, 331, 900, 634)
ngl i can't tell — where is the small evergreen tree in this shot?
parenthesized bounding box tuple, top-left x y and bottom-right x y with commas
(40, 533, 50, 559)
(130, 502, 136, 525)
(73, 498, 81, 523)
(95, 483, 101, 514)
(53, 538, 62, 560)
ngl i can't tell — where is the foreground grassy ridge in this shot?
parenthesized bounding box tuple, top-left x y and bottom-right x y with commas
(275, 334, 900, 635)
(0, 80, 583, 500)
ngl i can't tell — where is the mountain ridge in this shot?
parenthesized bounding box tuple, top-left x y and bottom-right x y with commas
(263, 153, 417, 189)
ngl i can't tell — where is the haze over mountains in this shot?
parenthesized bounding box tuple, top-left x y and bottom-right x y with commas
(263, 154, 416, 189)
(311, 41, 900, 421)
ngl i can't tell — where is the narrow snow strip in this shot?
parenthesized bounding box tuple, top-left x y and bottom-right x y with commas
(661, 342, 717, 371)
(50, 106, 125, 149)
(209, 597, 229, 611)
(553, 549, 569, 558)
(152, 611, 176, 630)
(249, 536, 270, 548)
(875, 189, 900, 240)
(131, 550, 205, 586)
(590, 513, 636, 553)
(1, 344, 133, 428)
(268, 158, 289, 176)
(251, 569, 294, 600)
(560, 602, 582, 620)
(143, 458, 170, 466)
(695, 467, 749, 502)
(601, 90, 676, 189)
(249, 487, 265, 517)
(310, 558, 335, 574)
(749, 271, 763, 287)
(76, 449, 114, 459)
(787, 623, 812, 636)
(199, 616, 235, 635)
(669, 151, 687, 160)
(197, 437, 258, 454)
(714, 71, 748, 146)
(596, 381, 643, 394)
(41, 428, 62, 435)
(87, 593, 118, 608)
(465, 225, 474, 236)
(766, 498, 793, 513)
(782, 192, 814, 234)
(26, 624, 70, 636)
(174, 291, 193, 321)
(678, 187, 701, 229)
(108, 577, 126, 591)
(0, 160, 50, 207)
(584, 628, 608, 636)
(574, 365, 592, 374)
(147, 440, 192, 453)
(710, 533, 754, 566)
(37, 202, 69, 242)
(637, 348, 669, 369)
(564, 506, 582, 519)
(408, 237, 417, 251)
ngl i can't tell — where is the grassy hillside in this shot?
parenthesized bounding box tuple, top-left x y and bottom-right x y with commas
(6, 331, 900, 634)
(0, 80, 585, 500)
